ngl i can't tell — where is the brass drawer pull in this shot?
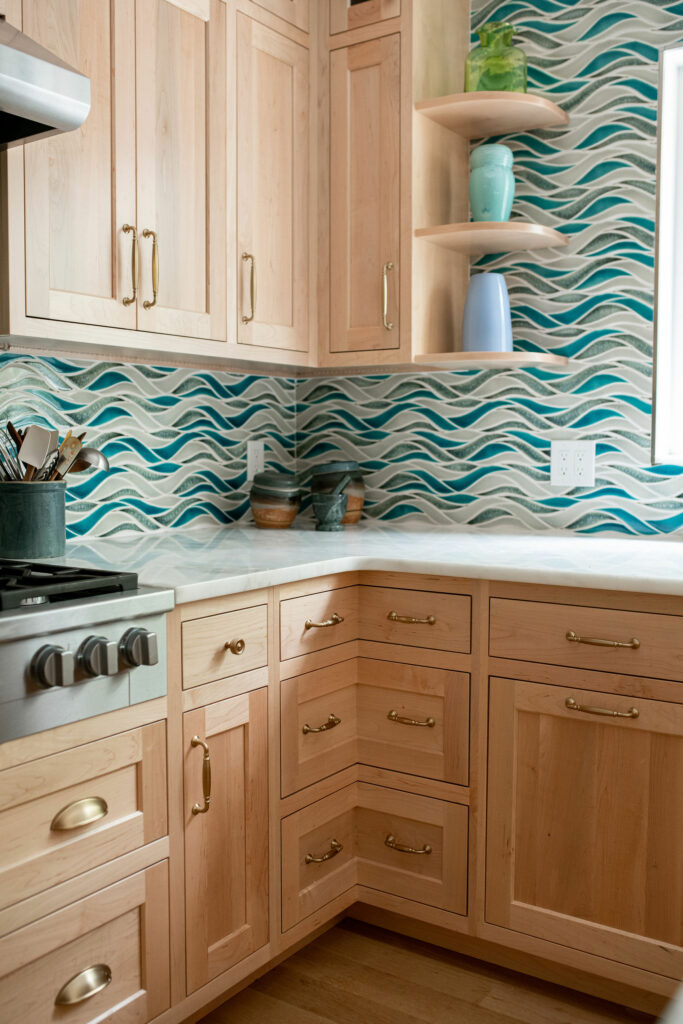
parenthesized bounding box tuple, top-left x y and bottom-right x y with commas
(388, 611, 436, 626)
(50, 796, 108, 832)
(122, 224, 138, 306)
(304, 612, 344, 630)
(566, 630, 640, 650)
(303, 713, 341, 735)
(55, 963, 112, 1006)
(191, 736, 212, 815)
(305, 838, 343, 864)
(382, 260, 394, 330)
(385, 833, 432, 856)
(565, 697, 639, 720)
(224, 638, 246, 655)
(142, 228, 159, 309)
(387, 709, 435, 728)
(241, 252, 256, 323)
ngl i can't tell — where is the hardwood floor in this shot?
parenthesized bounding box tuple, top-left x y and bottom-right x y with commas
(198, 920, 656, 1024)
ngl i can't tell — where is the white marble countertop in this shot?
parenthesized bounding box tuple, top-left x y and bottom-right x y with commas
(60, 521, 683, 604)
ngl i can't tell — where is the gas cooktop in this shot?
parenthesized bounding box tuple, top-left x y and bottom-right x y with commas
(0, 559, 138, 610)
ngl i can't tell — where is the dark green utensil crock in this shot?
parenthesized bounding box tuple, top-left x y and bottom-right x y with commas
(0, 481, 66, 558)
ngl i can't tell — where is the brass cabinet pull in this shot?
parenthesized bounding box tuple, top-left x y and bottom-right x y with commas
(142, 228, 159, 309)
(55, 963, 112, 1006)
(241, 252, 256, 323)
(305, 838, 343, 864)
(191, 736, 211, 815)
(224, 638, 246, 655)
(122, 224, 138, 306)
(387, 611, 436, 626)
(382, 261, 394, 330)
(566, 630, 640, 650)
(387, 709, 436, 728)
(304, 612, 344, 631)
(385, 833, 432, 855)
(565, 697, 639, 719)
(303, 713, 341, 735)
(50, 795, 109, 832)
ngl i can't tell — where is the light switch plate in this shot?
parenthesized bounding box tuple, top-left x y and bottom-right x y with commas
(247, 439, 265, 482)
(550, 440, 595, 487)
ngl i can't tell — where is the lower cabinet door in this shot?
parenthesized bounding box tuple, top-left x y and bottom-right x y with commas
(184, 688, 269, 993)
(0, 861, 170, 1023)
(487, 677, 683, 979)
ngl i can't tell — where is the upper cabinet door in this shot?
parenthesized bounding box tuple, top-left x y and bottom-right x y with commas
(330, 0, 400, 35)
(251, 0, 309, 32)
(135, 0, 226, 341)
(23, 0, 137, 329)
(236, 14, 310, 354)
(330, 36, 400, 354)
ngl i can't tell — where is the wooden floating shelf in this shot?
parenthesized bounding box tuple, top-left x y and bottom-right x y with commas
(415, 91, 569, 138)
(412, 351, 569, 371)
(415, 221, 567, 255)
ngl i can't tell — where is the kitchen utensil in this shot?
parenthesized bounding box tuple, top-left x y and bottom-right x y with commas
(331, 473, 351, 495)
(19, 426, 58, 481)
(6, 421, 23, 455)
(312, 492, 348, 532)
(0, 430, 22, 480)
(310, 461, 365, 525)
(49, 436, 83, 480)
(67, 447, 110, 474)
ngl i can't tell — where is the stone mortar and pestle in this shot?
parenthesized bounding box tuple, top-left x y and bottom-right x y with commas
(311, 474, 350, 532)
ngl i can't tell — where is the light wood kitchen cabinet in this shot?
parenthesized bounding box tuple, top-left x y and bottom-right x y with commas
(330, 0, 400, 35)
(183, 688, 269, 993)
(486, 675, 683, 980)
(236, 14, 310, 355)
(252, 0, 309, 32)
(329, 35, 401, 356)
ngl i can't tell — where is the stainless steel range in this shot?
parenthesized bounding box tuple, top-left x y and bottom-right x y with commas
(0, 560, 174, 743)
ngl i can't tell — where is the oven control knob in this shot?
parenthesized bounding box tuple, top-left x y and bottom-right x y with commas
(31, 645, 76, 688)
(119, 627, 159, 668)
(78, 636, 119, 678)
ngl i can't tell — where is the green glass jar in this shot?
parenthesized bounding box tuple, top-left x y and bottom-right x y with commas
(465, 22, 527, 93)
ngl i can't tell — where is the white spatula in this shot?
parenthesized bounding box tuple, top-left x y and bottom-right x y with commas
(19, 427, 58, 481)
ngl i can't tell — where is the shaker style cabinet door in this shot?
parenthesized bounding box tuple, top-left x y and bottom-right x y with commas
(329, 35, 400, 354)
(23, 0, 137, 329)
(135, 0, 227, 341)
(330, 0, 400, 35)
(251, 0, 310, 32)
(236, 14, 310, 354)
(184, 688, 269, 993)
(486, 677, 683, 980)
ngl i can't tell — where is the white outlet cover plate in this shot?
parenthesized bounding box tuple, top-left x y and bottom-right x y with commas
(550, 440, 595, 487)
(247, 439, 265, 482)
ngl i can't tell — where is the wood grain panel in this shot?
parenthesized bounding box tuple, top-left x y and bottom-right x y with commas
(182, 604, 268, 689)
(329, 0, 400, 35)
(361, 586, 472, 653)
(280, 586, 359, 661)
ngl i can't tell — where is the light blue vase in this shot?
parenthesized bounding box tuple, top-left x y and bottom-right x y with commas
(469, 144, 514, 222)
(462, 273, 513, 353)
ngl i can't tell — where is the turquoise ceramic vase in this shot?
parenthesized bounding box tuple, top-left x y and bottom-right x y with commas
(469, 144, 514, 222)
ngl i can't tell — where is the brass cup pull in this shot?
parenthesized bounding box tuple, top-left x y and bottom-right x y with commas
(241, 252, 256, 323)
(303, 713, 341, 735)
(191, 736, 212, 815)
(50, 795, 108, 832)
(387, 709, 436, 728)
(225, 638, 246, 655)
(304, 612, 344, 631)
(305, 838, 343, 864)
(565, 697, 639, 719)
(387, 611, 436, 626)
(566, 630, 640, 650)
(55, 963, 112, 1006)
(382, 261, 394, 330)
(385, 834, 432, 856)
(122, 224, 138, 306)
(142, 228, 159, 309)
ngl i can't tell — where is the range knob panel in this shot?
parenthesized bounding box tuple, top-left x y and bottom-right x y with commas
(119, 627, 159, 669)
(31, 645, 76, 688)
(78, 636, 119, 678)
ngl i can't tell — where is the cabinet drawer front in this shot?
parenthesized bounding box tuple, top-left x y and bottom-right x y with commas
(330, 0, 400, 33)
(182, 604, 268, 688)
(357, 660, 470, 785)
(252, 0, 309, 31)
(490, 598, 683, 681)
(0, 861, 170, 1023)
(361, 587, 471, 653)
(356, 784, 468, 915)
(0, 722, 167, 910)
(280, 587, 358, 661)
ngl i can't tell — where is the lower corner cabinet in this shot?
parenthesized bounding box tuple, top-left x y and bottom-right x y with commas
(183, 688, 270, 994)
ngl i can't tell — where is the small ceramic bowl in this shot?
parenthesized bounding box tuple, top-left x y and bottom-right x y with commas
(249, 471, 301, 529)
(312, 492, 348, 532)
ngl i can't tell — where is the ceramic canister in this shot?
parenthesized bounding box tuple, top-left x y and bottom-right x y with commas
(462, 273, 513, 353)
(469, 144, 514, 222)
(310, 461, 365, 525)
(0, 481, 66, 558)
(249, 471, 301, 529)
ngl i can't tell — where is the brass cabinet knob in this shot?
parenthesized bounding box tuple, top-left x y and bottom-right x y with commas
(224, 638, 246, 655)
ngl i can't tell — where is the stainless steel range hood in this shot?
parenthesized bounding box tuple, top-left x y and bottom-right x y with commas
(0, 16, 90, 149)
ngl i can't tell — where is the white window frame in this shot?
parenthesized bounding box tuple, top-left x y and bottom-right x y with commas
(653, 44, 683, 463)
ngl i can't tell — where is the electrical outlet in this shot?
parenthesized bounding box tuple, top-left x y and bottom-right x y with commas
(247, 439, 265, 482)
(550, 440, 596, 487)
